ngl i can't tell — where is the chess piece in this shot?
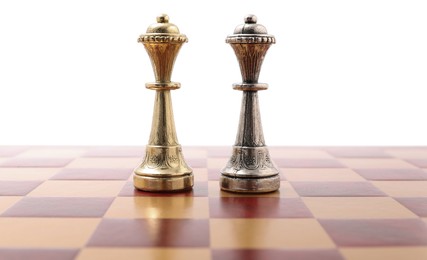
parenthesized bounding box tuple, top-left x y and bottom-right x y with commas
(133, 14, 193, 192)
(220, 15, 280, 193)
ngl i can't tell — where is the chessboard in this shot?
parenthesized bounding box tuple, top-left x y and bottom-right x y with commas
(0, 146, 426, 260)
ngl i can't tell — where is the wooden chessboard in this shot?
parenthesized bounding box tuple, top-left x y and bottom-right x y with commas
(0, 146, 426, 260)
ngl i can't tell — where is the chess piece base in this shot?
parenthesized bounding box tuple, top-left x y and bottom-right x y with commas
(220, 174, 280, 193)
(133, 145, 193, 192)
(134, 174, 193, 192)
(220, 146, 280, 193)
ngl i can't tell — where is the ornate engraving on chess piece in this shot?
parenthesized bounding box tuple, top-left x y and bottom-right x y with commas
(220, 15, 280, 193)
(133, 14, 193, 192)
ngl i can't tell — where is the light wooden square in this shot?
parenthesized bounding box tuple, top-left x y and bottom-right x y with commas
(28, 180, 125, 197)
(284, 168, 365, 182)
(372, 181, 427, 197)
(16, 148, 87, 158)
(77, 248, 211, 260)
(67, 158, 141, 168)
(303, 197, 418, 219)
(0, 168, 59, 181)
(210, 219, 334, 249)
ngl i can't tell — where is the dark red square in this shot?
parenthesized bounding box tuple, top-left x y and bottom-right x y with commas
(212, 249, 344, 260)
(275, 159, 345, 168)
(119, 181, 208, 197)
(355, 169, 427, 180)
(291, 182, 385, 197)
(0, 249, 77, 260)
(320, 219, 427, 246)
(0, 158, 73, 168)
(0, 181, 42, 196)
(84, 147, 145, 157)
(51, 168, 133, 180)
(2, 197, 114, 217)
(210, 197, 313, 218)
(87, 219, 209, 247)
(396, 198, 427, 217)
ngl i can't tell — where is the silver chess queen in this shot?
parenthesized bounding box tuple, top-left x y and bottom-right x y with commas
(220, 15, 280, 193)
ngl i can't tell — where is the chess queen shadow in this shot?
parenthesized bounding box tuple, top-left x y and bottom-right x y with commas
(218, 195, 281, 218)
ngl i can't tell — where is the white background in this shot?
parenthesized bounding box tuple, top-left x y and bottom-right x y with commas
(0, 0, 426, 146)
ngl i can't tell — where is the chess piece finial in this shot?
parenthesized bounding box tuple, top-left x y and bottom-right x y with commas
(134, 14, 193, 192)
(220, 15, 280, 193)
